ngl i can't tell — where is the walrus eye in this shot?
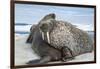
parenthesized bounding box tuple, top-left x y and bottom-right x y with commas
(40, 23, 48, 32)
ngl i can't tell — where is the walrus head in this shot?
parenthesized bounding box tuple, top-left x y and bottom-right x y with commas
(39, 13, 56, 44)
(26, 13, 56, 43)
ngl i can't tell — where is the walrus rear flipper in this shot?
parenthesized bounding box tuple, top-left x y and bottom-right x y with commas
(26, 56, 51, 65)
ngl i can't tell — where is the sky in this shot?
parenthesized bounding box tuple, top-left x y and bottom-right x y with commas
(15, 4, 94, 31)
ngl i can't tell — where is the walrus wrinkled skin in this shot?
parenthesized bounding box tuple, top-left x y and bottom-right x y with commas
(26, 13, 93, 64)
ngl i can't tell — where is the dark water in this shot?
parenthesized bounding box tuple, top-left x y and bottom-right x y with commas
(15, 31, 29, 34)
(15, 23, 30, 26)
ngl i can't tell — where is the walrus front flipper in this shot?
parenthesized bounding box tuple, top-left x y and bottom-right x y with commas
(61, 46, 74, 62)
(26, 59, 43, 65)
(26, 56, 51, 65)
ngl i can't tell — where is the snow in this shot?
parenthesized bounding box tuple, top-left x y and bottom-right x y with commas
(15, 34, 94, 65)
(15, 34, 40, 65)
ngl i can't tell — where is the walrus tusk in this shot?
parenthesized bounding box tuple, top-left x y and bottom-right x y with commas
(42, 32, 44, 40)
(47, 32, 50, 44)
(40, 29, 50, 44)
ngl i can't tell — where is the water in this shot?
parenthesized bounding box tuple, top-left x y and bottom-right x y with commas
(15, 31, 29, 34)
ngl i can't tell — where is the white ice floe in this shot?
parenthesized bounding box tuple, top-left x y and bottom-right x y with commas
(15, 25, 32, 32)
(73, 23, 94, 31)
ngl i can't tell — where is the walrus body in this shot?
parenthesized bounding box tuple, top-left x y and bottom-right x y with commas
(26, 14, 63, 64)
(27, 25, 62, 64)
(49, 21, 93, 57)
(26, 13, 93, 64)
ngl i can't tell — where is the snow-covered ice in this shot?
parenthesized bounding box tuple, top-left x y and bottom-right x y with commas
(15, 34, 94, 65)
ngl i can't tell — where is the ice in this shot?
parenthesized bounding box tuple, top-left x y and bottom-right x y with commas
(15, 34, 40, 65)
(15, 25, 32, 33)
(73, 23, 94, 31)
(15, 34, 94, 65)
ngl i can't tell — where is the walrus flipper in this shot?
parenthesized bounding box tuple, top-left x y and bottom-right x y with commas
(61, 46, 74, 61)
(26, 56, 51, 65)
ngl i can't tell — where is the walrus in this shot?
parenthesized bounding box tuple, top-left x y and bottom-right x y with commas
(26, 13, 93, 64)
(26, 14, 64, 65)
(26, 13, 55, 43)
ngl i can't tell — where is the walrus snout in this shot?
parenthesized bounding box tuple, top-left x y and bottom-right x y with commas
(40, 23, 49, 32)
(39, 23, 50, 44)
